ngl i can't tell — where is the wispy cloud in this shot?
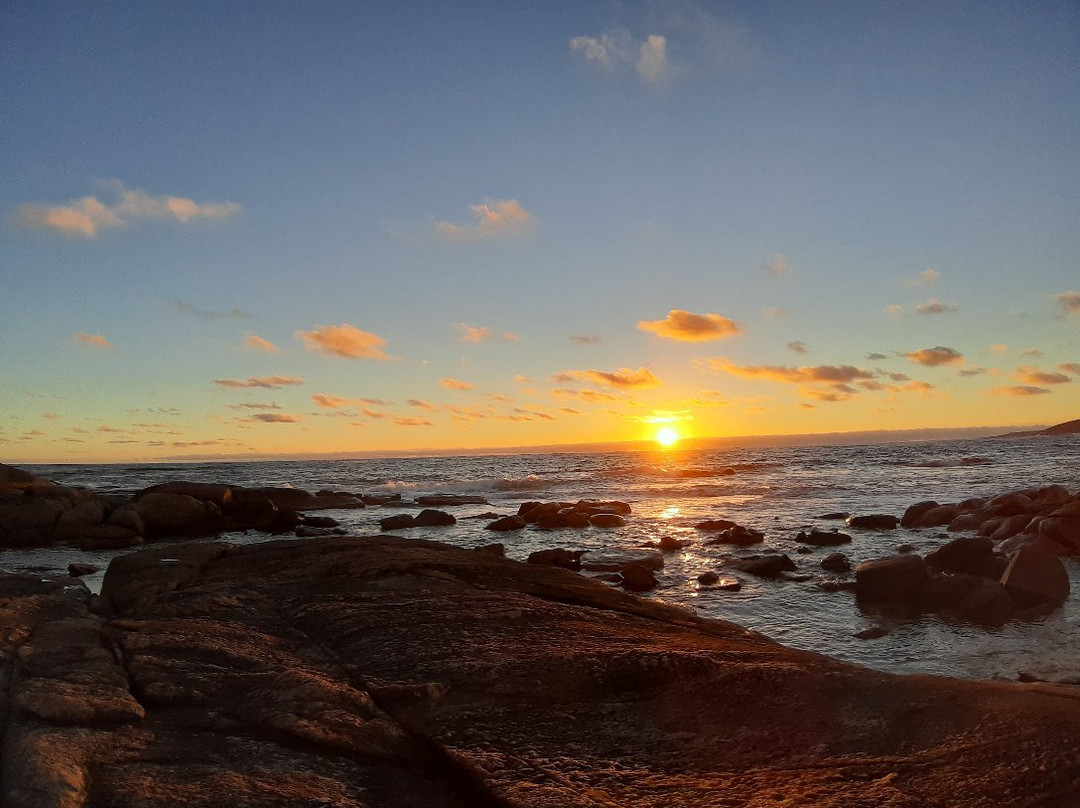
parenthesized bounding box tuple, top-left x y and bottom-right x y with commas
(74, 333, 113, 349)
(905, 269, 940, 287)
(212, 375, 303, 389)
(1055, 291, 1080, 318)
(407, 399, 439, 411)
(434, 199, 534, 241)
(244, 334, 277, 352)
(759, 254, 789, 276)
(247, 413, 302, 423)
(229, 401, 281, 410)
(394, 417, 434, 427)
(170, 299, 253, 321)
(993, 385, 1051, 397)
(884, 304, 904, 317)
(555, 367, 660, 389)
(441, 378, 474, 391)
(570, 29, 669, 86)
(989, 344, 1010, 354)
(638, 310, 742, 342)
(762, 307, 790, 320)
(570, 334, 602, 345)
(1016, 366, 1071, 385)
(551, 388, 621, 404)
(787, 341, 809, 354)
(1060, 363, 1080, 376)
(700, 358, 875, 385)
(19, 182, 241, 237)
(455, 323, 518, 343)
(294, 323, 390, 359)
(915, 299, 958, 315)
(312, 393, 391, 409)
(903, 346, 964, 367)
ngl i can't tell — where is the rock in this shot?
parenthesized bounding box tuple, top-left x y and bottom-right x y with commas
(581, 551, 663, 573)
(128, 492, 224, 539)
(517, 500, 544, 518)
(895, 544, 916, 554)
(105, 506, 145, 536)
(796, 529, 851, 547)
(984, 492, 1035, 519)
(854, 555, 930, 603)
(52, 499, 107, 542)
(1033, 516, 1080, 555)
(986, 514, 1032, 541)
(901, 501, 940, 528)
(726, 554, 797, 578)
(300, 515, 340, 528)
(703, 526, 764, 546)
(821, 553, 851, 573)
(713, 576, 742, 591)
(361, 493, 400, 505)
(846, 514, 899, 530)
(0, 462, 43, 487)
(413, 509, 456, 528)
(697, 571, 720, 585)
(473, 543, 505, 557)
(914, 504, 960, 528)
(1000, 547, 1070, 605)
(527, 548, 584, 570)
(818, 512, 850, 520)
(695, 518, 738, 532)
(3, 535, 1074, 807)
(575, 500, 632, 516)
(485, 515, 527, 532)
(619, 562, 657, 592)
(589, 513, 626, 528)
(658, 535, 687, 552)
(75, 526, 143, 551)
(954, 579, 1014, 624)
(465, 511, 500, 520)
(947, 512, 985, 533)
(855, 626, 888, 640)
(924, 536, 995, 575)
(564, 511, 591, 528)
(379, 514, 416, 531)
(415, 495, 489, 506)
(294, 526, 346, 538)
(67, 564, 97, 577)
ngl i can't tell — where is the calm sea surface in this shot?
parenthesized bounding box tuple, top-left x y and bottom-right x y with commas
(11, 434, 1080, 682)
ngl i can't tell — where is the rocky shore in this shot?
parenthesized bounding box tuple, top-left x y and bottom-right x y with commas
(1, 534, 1078, 807)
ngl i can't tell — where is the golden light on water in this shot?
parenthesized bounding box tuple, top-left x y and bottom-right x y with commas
(656, 427, 680, 447)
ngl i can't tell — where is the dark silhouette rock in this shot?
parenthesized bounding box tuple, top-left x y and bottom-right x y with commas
(413, 509, 456, 528)
(855, 626, 888, 640)
(702, 526, 764, 546)
(619, 562, 657, 591)
(300, 515, 340, 528)
(854, 555, 930, 603)
(485, 515, 526, 532)
(924, 536, 995, 575)
(658, 535, 686, 552)
(589, 513, 625, 528)
(75, 525, 142, 551)
(914, 504, 960, 528)
(727, 554, 796, 578)
(901, 500, 940, 528)
(818, 512, 849, 520)
(821, 553, 851, 573)
(697, 571, 720, 585)
(796, 529, 851, 547)
(416, 495, 488, 506)
(67, 563, 97, 577)
(379, 514, 415, 531)
(1001, 547, 1070, 605)
(527, 548, 584, 570)
(361, 493, 401, 506)
(846, 514, 899, 530)
(695, 518, 737, 532)
(473, 543, 505, 557)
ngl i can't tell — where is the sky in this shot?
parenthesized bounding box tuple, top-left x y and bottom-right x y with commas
(2, 1, 1078, 463)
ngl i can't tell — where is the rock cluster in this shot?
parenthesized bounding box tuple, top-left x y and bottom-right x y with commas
(901, 484, 1079, 556)
(488, 499, 632, 531)
(1, 536, 1078, 806)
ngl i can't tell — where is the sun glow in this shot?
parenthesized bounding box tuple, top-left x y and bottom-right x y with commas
(655, 427, 680, 447)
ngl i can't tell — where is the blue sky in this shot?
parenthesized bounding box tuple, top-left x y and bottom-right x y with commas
(2, 1, 1078, 461)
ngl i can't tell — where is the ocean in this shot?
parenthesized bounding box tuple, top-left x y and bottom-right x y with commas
(10, 433, 1080, 683)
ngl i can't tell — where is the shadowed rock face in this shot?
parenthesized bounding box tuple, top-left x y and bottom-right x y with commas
(3, 536, 1080, 807)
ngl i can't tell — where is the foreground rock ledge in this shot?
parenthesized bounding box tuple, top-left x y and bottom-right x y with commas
(4, 537, 1079, 807)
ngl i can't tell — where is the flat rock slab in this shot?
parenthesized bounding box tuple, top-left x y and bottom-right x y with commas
(3, 536, 1080, 807)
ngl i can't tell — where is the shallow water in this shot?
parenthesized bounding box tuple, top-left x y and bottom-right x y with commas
(10, 434, 1079, 682)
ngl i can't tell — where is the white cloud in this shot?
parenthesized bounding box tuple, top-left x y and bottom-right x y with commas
(915, 299, 958, 315)
(294, 323, 390, 360)
(19, 182, 241, 237)
(906, 269, 940, 287)
(636, 35, 669, 85)
(434, 199, 534, 242)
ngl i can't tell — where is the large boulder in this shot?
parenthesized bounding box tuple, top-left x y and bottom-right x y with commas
(0, 495, 68, 547)
(485, 515, 526, 532)
(900, 500, 939, 528)
(796, 529, 851, 547)
(1000, 547, 1070, 605)
(854, 555, 931, 603)
(913, 504, 959, 528)
(126, 492, 224, 539)
(413, 509, 456, 528)
(726, 554, 796, 578)
(924, 536, 995, 576)
(527, 548, 584, 570)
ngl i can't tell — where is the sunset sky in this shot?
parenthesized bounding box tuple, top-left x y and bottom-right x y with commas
(2, 1, 1078, 463)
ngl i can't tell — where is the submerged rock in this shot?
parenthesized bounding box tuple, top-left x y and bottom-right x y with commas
(846, 514, 899, 530)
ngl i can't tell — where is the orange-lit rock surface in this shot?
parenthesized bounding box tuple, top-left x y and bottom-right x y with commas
(2, 535, 1078, 807)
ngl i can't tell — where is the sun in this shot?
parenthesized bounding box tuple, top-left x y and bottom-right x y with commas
(655, 427, 680, 448)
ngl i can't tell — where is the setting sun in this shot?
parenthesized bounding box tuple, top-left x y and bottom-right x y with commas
(655, 427, 680, 447)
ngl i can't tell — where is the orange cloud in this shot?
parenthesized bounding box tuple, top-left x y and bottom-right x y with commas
(903, 347, 964, 367)
(312, 393, 391, 409)
(637, 310, 742, 342)
(993, 386, 1051, 397)
(434, 199, 534, 241)
(700, 358, 876, 385)
(244, 334, 277, 352)
(1060, 363, 1080, 376)
(551, 387, 621, 403)
(74, 333, 113, 349)
(407, 399, 439, 411)
(1016, 366, 1071, 385)
(212, 375, 303, 389)
(456, 324, 492, 343)
(19, 183, 240, 237)
(884, 304, 904, 317)
(915, 299, 958, 315)
(249, 413, 302, 423)
(556, 367, 660, 389)
(905, 268, 940, 286)
(1055, 291, 1080, 318)
(394, 417, 434, 427)
(990, 344, 1009, 354)
(441, 378, 474, 391)
(294, 323, 390, 359)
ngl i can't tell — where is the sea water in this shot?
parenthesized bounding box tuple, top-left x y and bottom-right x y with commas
(10, 434, 1080, 682)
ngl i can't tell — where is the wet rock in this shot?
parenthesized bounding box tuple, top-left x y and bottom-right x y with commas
(1000, 547, 1070, 605)
(619, 562, 658, 592)
(473, 543, 505, 557)
(895, 544, 916, 554)
(924, 536, 995, 575)
(846, 514, 899, 530)
(1033, 516, 1080, 556)
(575, 500, 632, 516)
(726, 554, 797, 578)
(821, 553, 851, 573)
(657, 535, 687, 552)
(485, 515, 526, 532)
(703, 525, 764, 547)
(300, 515, 341, 528)
(696, 571, 720, 585)
(947, 512, 985, 532)
(527, 548, 584, 570)
(127, 492, 224, 539)
(901, 501, 940, 528)
(695, 518, 738, 532)
(796, 546, 813, 554)
(855, 626, 888, 640)
(415, 495, 488, 506)
(818, 512, 850, 520)
(954, 579, 1014, 624)
(379, 514, 415, 531)
(361, 493, 400, 506)
(67, 564, 97, 577)
(914, 504, 960, 528)
(75, 526, 143, 551)
(988, 514, 1033, 542)
(413, 509, 456, 528)
(295, 526, 347, 538)
(589, 513, 625, 528)
(854, 555, 930, 604)
(517, 500, 543, 518)
(796, 529, 851, 547)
